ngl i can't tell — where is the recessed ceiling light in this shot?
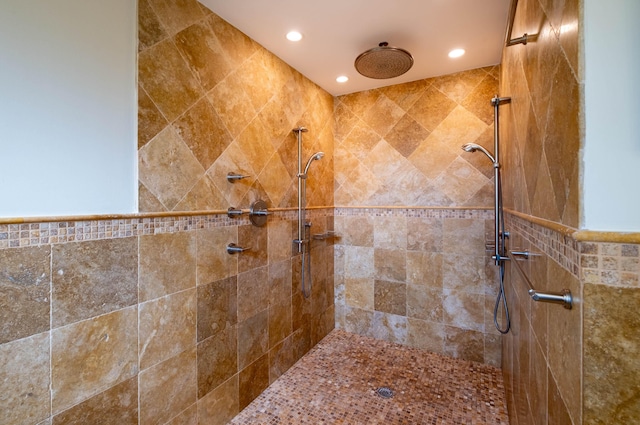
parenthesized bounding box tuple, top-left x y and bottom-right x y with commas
(336, 76, 349, 83)
(286, 31, 302, 42)
(448, 48, 465, 58)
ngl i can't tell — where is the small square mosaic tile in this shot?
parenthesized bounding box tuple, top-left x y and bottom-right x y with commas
(230, 329, 508, 424)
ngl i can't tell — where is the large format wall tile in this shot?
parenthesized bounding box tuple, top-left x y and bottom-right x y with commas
(0, 332, 50, 425)
(52, 238, 138, 328)
(51, 307, 138, 414)
(0, 246, 51, 344)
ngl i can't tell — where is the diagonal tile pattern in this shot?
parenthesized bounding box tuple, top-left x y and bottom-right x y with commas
(335, 66, 499, 207)
(138, 0, 334, 212)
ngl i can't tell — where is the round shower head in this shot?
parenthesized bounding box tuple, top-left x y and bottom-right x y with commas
(354, 42, 414, 79)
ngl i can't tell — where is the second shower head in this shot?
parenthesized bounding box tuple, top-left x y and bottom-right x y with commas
(303, 151, 325, 175)
(461, 143, 496, 164)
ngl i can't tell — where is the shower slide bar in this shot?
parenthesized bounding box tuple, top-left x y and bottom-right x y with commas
(505, 0, 530, 46)
(510, 250, 573, 309)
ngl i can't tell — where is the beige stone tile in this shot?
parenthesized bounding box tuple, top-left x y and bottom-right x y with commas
(258, 154, 291, 212)
(197, 326, 237, 399)
(206, 14, 258, 67)
(432, 67, 490, 103)
(373, 216, 407, 249)
(406, 251, 443, 287)
(338, 89, 381, 119)
(436, 157, 491, 205)
(407, 85, 457, 132)
(335, 215, 373, 247)
(584, 283, 639, 424)
(343, 246, 374, 279)
(139, 231, 196, 302)
(147, 0, 204, 35)
(370, 311, 408, 345)
(377, 79, 431, 111)
(197, 375, 239, 425)
(237, 266, 269, 323)
(207, 72, 257, 139)
(442, 289, 485, 332)
(0, 332, 50, 425)
(362, 95, 406, 138)
(407, 284, 443, 322)
(442, 254, 488, 295)
(443, 326, 485, 363)
(138, 84, 168, 150)
(344, 278, 374, 311)
(461, 74, 499, 125)
(407, 217, 443, 252)
(138, 38, 203, 122)
(0, 245, 50, 344)
(269, 299, 293, 349)
(269, 259, 292, 307)
(374, 248, 406, 282)
(139, 289, 197, 370)
(443, 218, 485, 256)
(138, 0, 168, 52)
(239, 355, 269, 410)
(238, 310, 269, 369)
(52, 377, 137, 425)
(174, 21, 232, 92)
(528, 338, 548, 424)
(237, 224, 268, 274)
(407, 317, 445, 353)
(408, 135, 457, 181)
(174, 175, 227, 211)
(51, 307, 138, 413)
(197, 276, 237, 342)
(374, 280, 406, 316)
(139, 126, 205, 211)
(173, 98, 232, 171)
(138, 181, 167, 213)
(166, 404, 197, 425)
(546, 262, 581, 425)
(52, 238, 138, 328)
(207, 140, 255, 207)
(484, 333, 501, 368)
(340, 121, 382, 162)
(139, 348, 197, 425)
(384, 114, 430, 158)
(196, 226, 238, 285)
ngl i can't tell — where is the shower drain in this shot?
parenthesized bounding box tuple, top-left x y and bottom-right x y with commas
(375, 386, 394, 399)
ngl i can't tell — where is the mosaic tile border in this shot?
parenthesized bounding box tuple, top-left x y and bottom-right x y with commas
(0, 208, 334, 249)
(580, 241, 640, 288)
(507, 213, 580, 278)
(335, 206, 495, 220)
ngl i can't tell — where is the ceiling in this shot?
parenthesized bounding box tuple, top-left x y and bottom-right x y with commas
(199, 0, 511, 96)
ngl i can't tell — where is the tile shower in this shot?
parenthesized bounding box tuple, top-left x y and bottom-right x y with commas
(1, 1, 639, 425)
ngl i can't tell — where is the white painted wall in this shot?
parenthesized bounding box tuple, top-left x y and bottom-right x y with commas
(0, 0, 137, 217)
(583, 0, 640, 232)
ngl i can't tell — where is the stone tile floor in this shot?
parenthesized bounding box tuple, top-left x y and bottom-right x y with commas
(230, 329, 509, 424)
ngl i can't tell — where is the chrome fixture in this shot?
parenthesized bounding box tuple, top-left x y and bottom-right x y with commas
(249, 199, 270, 227)
(227, 172, 250, 183)
(227, 207, 245, 218)
(461, 94, 512, 334)
(510, 250, 573, 309)
(505, 0, 530, 46)
(293, 126, 324, 298)
(226, 243, 250, 255)
(354, 42, 414, 79)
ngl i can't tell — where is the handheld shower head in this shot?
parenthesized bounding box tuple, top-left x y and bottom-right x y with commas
(303, 151, 324, 175)
(461, 143, 496, 164)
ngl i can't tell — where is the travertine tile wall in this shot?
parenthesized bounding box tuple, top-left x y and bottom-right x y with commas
(334, 208, 502, 366)
(138, 0, 334, 212)
(333, 67, 504, 365)
(0, 212, 335, 425)
(500, 0, 640, 424)
(0, 0, 336, 423)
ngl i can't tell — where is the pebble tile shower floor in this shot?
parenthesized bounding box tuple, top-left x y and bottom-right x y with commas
(230, 329, 509, 424)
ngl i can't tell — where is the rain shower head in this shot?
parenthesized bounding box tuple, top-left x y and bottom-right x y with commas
(354, 42, 414, 79)
(303, 151, 325, 175)
(461, 143, 496, 164)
